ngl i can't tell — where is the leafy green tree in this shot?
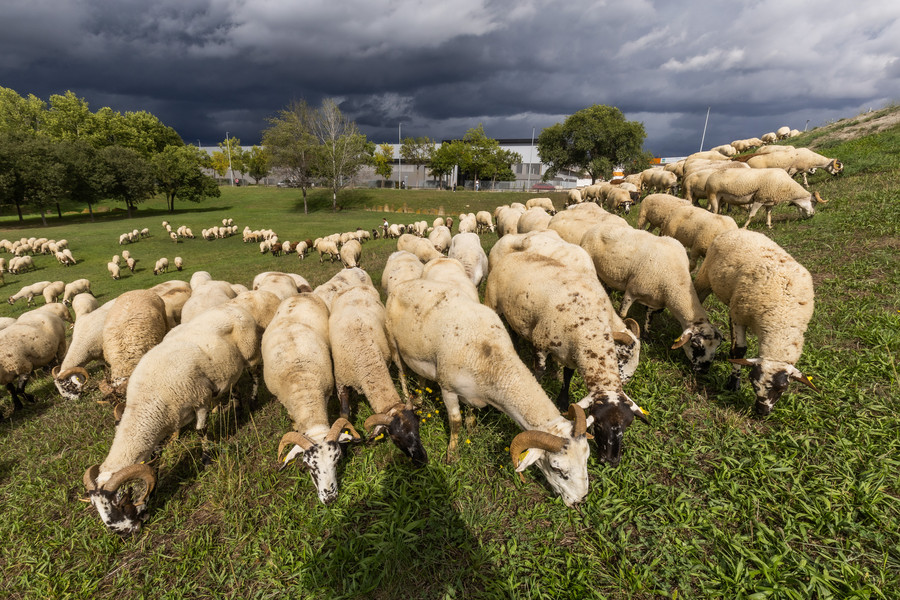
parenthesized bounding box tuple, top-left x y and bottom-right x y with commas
(484, 147, 522, 189)
(262, 100, 321, 213)
(152, 145, 220, 213)
(57, 139, 105, 221)
(119, 110, 183, 155)
(537, 105, 646, 183)
(310, 98, 369, 211)
(43, 91, 94, 141)
(98, 145, 156, 218)
(0, 87, 45, 135)
(429, 140, 465, 188)
(0, 133, 62, 223)
(401, 136, 434, 188)
(211, 136, 245, 182)
(459, 124, 510, 190)
(245, 146, 271, 184)
(374, 143, 394, 186)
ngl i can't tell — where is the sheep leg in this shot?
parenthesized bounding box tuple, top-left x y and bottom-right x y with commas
(6, 383, 24, 411)
(195, 407, 215, 465)
(15, 374, 34, 404)
(643, 308, 661, 335)
(726, 321, 748, 392)
(441, 389, 463, 463)
(338, 386, 352, 420)
(742, 203, 764, 228)
(555, 367, 574, 409)
(532, 350, 549, 381)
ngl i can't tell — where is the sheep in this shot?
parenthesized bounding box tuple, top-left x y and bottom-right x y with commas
(312, 267, 374, 311)
(153, 258, 169, 275)
(447, 233, 489, 288)
(126, 257, 137, 273)
(745, 148, 844, 187)
(169, 231, 178, 243)
(487, 230, 642, 384)
(516, 207, 552, 233)
(108, 262, 121, 280)
(427, 225, 452, 254)
(397, 233, 443, 263)
(603, 187, 636, 214)
(98, 290, 170, 404)
(761, 132, 778, 144)
(140, 228, 150, 238)
(326, 283, 428, 467)
(705, 168, 827, 228)
(547, 203, 628, 245)
(682, 163, 751, 206)
(112, 255, 121, 265)
(525, 197, 556, 215)
(776, 126, 792, 139)
(659, 205, 739, 272)
(339, 239, 362, 269)
(314, 238, 340, 262)
(710, 144, 737, 157)
(82, 290, 281, 534)
(53, 299, 117, 400)
(0, 308, 67, 419)
(457, 214, 478, 234)
(252, 271, 312, 300)
(640, 168, 679, 195)
(180, 278, 239, 323)
(262, 293, 362, 504)
(148, 280, 193, 328)
(385, 277, 592, 507)
(0, 317, 15, 332)
(56, 250, 75, 267)
(421, 257, 480, 302)
(694, 229, 817, 414)
(294, 241, 309, 259)
(62, 279, 92, 305)
(484, 250, 647, 465)
(8, 281, 51, 306)
(9, 255, 34, 274)
(70, 293, 99, 319)
(496, 205, 526, 238)
(566, 188, 583, 206)
(381, 251, 425, 296)
(635, 193, 691, 232)
(172, 257, 183, 271)
(475, 211, 495, 233)
(580, 224, 723, 372)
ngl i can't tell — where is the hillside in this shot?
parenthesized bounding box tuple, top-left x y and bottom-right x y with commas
(1, 110, 898, 599)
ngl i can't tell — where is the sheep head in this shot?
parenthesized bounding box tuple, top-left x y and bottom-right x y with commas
(728, 358, 818, 415)
(364, 404, 428, 467)
(83, 463, 156, 535)
(582, 392, 648, 467)
(671, 321, 723, 373)
(277, 419, 361, 504)
(509, 404, 592, 508)
(53, 366, 89, 401)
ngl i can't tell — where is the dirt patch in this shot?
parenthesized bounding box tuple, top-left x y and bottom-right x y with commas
(809, 106, 900, 148)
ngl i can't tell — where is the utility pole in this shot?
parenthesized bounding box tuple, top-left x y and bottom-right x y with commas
(527, 126, 535, 190)
(699, 107, 711, 152)
(397, 123, 402, 189)
(226, 132, 234, 186)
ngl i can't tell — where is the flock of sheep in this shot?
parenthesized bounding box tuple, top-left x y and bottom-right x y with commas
(0, 126, 833, 536)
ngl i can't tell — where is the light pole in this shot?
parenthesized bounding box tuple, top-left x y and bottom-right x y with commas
(397, 123, 402, 189)
(527, 127, 535, 190)
(699, 106, 711, 152)
(226, 132, 234, 186)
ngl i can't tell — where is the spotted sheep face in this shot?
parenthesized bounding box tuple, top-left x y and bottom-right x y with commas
(584, 392, 648, 467)
(674, 322, 723, 373)
(54, 376, 85, 401)
(282, 441, 344, 505)
(385, 409, 428, 467)
(534, 435, 591, 508)
(89, 488, 148, 536)
(748, 360, 792, 415)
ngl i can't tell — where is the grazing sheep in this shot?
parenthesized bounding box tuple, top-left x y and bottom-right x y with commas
(0, 308, 67, 419)
(525, 197, 556, 215)
(580, 225, 723, 372)
(82, 290, 281, 534)
(640, 168, 679, 195)
(339, 239, 362, 269)
(694, 229, 817, 414)
(421, 257, 480, 302)
(126, 257, 137, 273)
(385, 277, 592, 507)
(603, 187, 636, 214)
(705, 168, 826, 228)
(381, 251, 425, 296)
(148, 280, 193, 328)
(312, 268, 374, 311)
(776, 126, 792, 139)
(428, 225, 452, 254)
(153, 258, 169, 275)
(108, 262, 121, 280)
(70, 293, 99, 319)
(682, 163, 751, 206)
(53, 300, 117, 400)
(447, 233, 489, 288)
(174, 257, 183, 271)
(327, 283, 428, 467)
(314, 238, 340, 262)
(262, 294, 362, 504)
(475, 211, 495, 233)
(496, 205, 526, 237)
(761, 132, 778, 144)
(547, 203, 628, 245)
(180, 278, 239, 323)
(252, 271, 312, 300)
(62, 279, 92, 305)
(484, 251, 648, 466)
(8, 281, 51, 306)
(8, 255, 35, 274)
(745, 147, 843, 187)
(397, 233, 443, 263)
(635, 193, 691, 232)
(566, 189, 584, 206)
(516, 207, 552, 233)
(659, 205, 739, 272)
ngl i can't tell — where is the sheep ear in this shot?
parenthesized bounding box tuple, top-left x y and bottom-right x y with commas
(728, 358, 760, 367)
(671, 330, 692, 349)
(786, 365, 819, 392)
(278, 445, 305, 471)
(515, 448, 544, 472)
(337, 428, 361, 444)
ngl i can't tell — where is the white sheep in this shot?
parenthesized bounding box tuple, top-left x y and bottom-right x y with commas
(0, 308, 67, 419)
(580, 224, 723, 372)
(385, 277, 592, 507)
(475, 211, 495, 233)
(566, 189, 584, 206)
(107, 262, 121, 280)
(70, 293, 99, 319)
(180, 279, 239, 323)
(126, 257, 137, 273)
(174, 257, 183, 271)
(547, 203, 628, 245)
(776, 126, 792, 139)
(397, 233, 443, 263)
(53, 299, 117, 400)
(153, 258, 169, 275)
(516, 207, 552, 233)
(705, 168, 826, 228)
(682, 162, 751, 206)
(381, 251, 425, 296)
(8, 281, 51, 306)
(694, 229, 817, 414)
(252, 271, 312, 300)
(746, 148, 843, 187)
(62, 279, 92, 305)
(83, 290, 281, 534)
(262, 293, 362, 504)
(659, 205, 739, 272)
(9, 255, 34, 274)
(640, 168, 679, 195)
(421, 257, 479, 302)
(525, 197, 556, 215)
(149, 280, 193, 328)
(339, 239, 362, 269)
(326, 282, 428, 467)
(603, 187, 636, 214)
(496, 205, 526, 237)
(314, 238, 340, 262)
(761, 132, 778, 144)
(484, 250, 648, 466)
(312, 268, 374, 311)
(635, 193, 691, 232)
(428, 225, 452, 254)
(447, 233, 489, 288)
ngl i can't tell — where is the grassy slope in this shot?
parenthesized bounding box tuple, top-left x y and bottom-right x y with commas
(1, 115, 898, 599)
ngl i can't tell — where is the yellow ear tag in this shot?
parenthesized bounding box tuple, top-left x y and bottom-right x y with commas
(518, 450, 529, 463)
(374, 433, 384, 441)
(674, 336, 682, 343)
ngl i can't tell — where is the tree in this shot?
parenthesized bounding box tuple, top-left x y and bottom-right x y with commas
(0, 87, 45, 135)
(459, 124, 513, 190)
(0, 133, 62, 223)
(401, 136, 434, 188)
(211, 136, 245, 181)
(262, 100, 321, 214)
(484, 147, 522, 189)
(98, 145, 156, 218)
(373, 143, 394, 186)
(245, 146, 271, 184)
(537, 105, 646, 183)
(57, 139, 106, 221)
(310, 98, 369, 211)
(43, 91, 93, 141)
(152, 145, 220, 213)
(429, 140, 465, 189)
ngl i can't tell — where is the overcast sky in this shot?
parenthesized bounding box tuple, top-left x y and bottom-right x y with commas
(2, 0, 899, 158)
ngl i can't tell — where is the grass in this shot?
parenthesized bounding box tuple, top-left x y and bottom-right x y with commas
(1, 116, 899, 599)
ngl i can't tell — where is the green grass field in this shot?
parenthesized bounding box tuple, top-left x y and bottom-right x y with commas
(1, 112, 898, 599)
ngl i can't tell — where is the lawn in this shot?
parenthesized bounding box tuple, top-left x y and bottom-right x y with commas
(0, 118, 898, 599)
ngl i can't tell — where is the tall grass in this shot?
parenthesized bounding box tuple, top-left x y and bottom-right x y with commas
(1, 120, 898, 599)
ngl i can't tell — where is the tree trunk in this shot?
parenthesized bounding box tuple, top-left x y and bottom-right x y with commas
(40, 208, 47, 227)
(56, 202, 62, 219)
(88, 201, 95, 222)
(332, 189, 337, 211)
(302, 187, 308, 215)
(126, 201, 133, 219)
(15, 199, 23, 222)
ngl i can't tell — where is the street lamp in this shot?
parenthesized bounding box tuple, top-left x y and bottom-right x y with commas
(397, 123, 402, 190)
(527, 127, 535, 190)
(225, 132, 234, 186)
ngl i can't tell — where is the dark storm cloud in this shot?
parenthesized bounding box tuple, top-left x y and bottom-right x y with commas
(1, 0, 898, 156)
